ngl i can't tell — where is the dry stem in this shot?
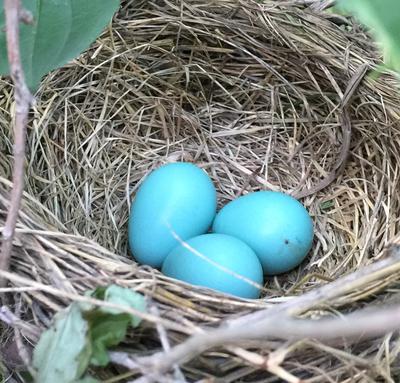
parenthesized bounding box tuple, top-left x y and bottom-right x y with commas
(105, 247, 400, 380)
(0, 0, 34, 287)
(109, 302, 400, 381)
(122, 247, 400, 376)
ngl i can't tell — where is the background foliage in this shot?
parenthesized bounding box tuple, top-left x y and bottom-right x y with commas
(0, 0, 120, 91)
(339, 0, 400, 73)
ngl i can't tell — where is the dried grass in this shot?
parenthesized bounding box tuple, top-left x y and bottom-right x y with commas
(1, 0, 400, 381)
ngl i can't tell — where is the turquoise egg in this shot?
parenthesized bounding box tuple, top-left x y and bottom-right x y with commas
(162, 234, 264, 299)
(212, 191, 313, 275)
(128, 162, 217, 268)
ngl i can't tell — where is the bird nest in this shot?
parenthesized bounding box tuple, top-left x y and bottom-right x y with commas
(1, 0, 400, 381)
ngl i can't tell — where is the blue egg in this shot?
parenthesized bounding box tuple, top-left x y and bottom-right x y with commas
(128, 162, 217, 268)
(162, 234, 264, 299)
(212, 191, 313, 275)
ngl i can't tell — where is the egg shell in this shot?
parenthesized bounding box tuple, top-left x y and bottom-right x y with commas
(128, 162, 217, 268)
(162, 233, 264, 299)
(212, 191, 313, 275)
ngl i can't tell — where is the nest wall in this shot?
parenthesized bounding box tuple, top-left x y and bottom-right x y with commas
(1, 0, 400, 381)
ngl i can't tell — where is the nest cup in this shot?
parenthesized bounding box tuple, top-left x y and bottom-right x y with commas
(1, 0, 400, 380)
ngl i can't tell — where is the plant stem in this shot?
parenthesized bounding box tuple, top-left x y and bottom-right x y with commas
(0, 0, 33, 287)
(133, 303, 400, 375)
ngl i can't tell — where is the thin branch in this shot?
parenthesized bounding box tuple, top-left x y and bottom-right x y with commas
(230, 244, 400, 327)
(13, 300, 35, 376)
(134, 303, 400, 376)
(0, 0, 34, 287)
(0, 306, 40, 341)
(294, 64, 369, 199)
(150, 304, 186, 382)
(226, 346, 302, 383)
(126, 246, 400, 376)
(109, 351, 140, 370)
(108, 352, 185, 383)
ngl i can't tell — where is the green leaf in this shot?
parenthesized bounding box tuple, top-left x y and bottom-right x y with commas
(87, 285, 147, 327)
(103, 285, 147, 327)
(0, 0, 120, 91)
(83, 285, 147, 366)
(32, 304, 91, 383)
(339, 0, 400, 72)
(88, 286, 107, 299)
(86, 313, 132, 366)
(33, 285, 146, 380)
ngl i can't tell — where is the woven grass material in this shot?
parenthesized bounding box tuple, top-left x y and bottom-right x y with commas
(1, 0, 400, 381)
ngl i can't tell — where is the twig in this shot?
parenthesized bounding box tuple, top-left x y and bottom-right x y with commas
(0, 304, 37, 375)
(293, 108, 351, 199)
(108, 352, 185, 383)
(294, 64, 369, 199)
(135, 302, 400, 375)
(226, 346, 302, 383)
(0, 0, 34, 287)
(126, 246, 400, 375)
(5, 375, 19, 383)
(12, 299, 36, 377)
(230, 244, 400, 326)
(0, 306, 40, 341)
(150, 305, 187, 382)
(109, 351, 140, 370)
